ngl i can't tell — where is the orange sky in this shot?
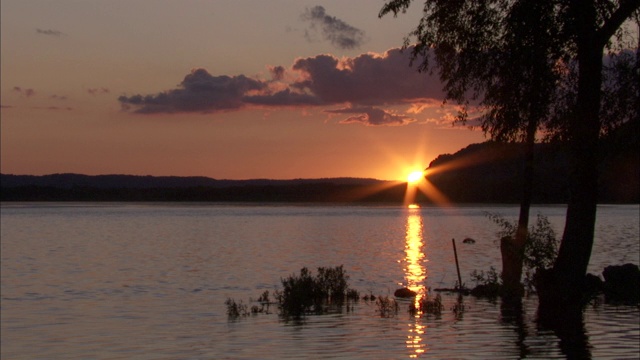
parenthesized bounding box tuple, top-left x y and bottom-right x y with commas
(1, 0, 486, 181)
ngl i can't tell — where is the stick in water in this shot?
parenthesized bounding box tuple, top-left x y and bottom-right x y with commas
(452, 238, 463, 289)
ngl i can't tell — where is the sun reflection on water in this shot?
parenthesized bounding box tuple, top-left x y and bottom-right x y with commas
(404, 206, 427, 302)
(406, 322, 427, 358)
(404, 206, 428, 357)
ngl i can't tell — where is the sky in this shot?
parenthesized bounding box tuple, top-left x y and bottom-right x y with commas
(1, 0, 487, 181)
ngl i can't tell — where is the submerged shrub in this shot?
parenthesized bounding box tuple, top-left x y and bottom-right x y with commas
(346, 288, 361, 301)
(469, 267, 502, 298)
(486, 212, 559, 291)
(451, 296, 465, 319)
(275, 265, 358, 318)
(419, 294, 444, 316)
(470, 266, 500, 287)
(276, 267, 319, 317)
(376, 295, 399, 318)
(225, 298, 249, 318)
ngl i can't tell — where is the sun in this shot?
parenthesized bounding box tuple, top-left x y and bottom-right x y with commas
(407, 170, 424, 184)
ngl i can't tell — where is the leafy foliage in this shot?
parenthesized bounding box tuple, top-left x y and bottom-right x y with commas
(227, 266, 359, 319)
(275, 265, 359, 318)
(381, 0, 640, 300)
(469, 266, 502, 298)
(486, 212, 559, 290)
(470, 266, 501, 288)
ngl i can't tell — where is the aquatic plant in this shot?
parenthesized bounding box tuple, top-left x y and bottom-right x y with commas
(225, 298, 250, 318)
(420, 294, 444, 316)
(486, 212, 559, 291)
(470, 266, 500, 287)
(346, 288, 361, 301)
(470, 266, 502, 298)
(451, 295, 465, 319)
(275, 265, 359, 318)
(257, 290, 270, 303)
(362, 292, 377, 301)
(376, 295, 399, 318)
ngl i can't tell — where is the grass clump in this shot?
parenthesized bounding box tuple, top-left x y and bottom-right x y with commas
(225, 298, 250, 318)
(469, 266, 502, 298)
(376, 295, 399, 318)
(226, 291, 274, 318)
(409, 294, 444, 317)
(275, 265, 359, 318)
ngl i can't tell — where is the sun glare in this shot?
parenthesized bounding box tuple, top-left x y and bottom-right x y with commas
(407, 171, 424, 184)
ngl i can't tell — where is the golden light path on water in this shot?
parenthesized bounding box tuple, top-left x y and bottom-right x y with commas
(404, 205, 428, 357)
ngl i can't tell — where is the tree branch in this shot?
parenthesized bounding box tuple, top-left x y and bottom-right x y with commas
(597, 0, 640, 46)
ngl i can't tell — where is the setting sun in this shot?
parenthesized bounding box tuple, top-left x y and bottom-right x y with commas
(407, 171, 424, 184)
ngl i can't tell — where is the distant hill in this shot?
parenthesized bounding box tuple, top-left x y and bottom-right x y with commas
(2, 121, 638, 203)
(423, 120, 639, 204)
(0, 173, 382, 189)
(0, 174, 402, 202)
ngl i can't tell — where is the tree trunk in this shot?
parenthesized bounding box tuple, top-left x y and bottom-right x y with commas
(501, 120, 537, 298)
(538, 0, 602, 317)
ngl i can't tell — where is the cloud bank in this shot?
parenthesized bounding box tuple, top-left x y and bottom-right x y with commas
(328, 106, 417, 126)
(118, 68, 267, 113)
(118, 47, 445, 126)
(36, 28, 64, 37)
(301, 6, 367, 50)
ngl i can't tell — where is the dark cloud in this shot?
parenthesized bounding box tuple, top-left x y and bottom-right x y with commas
(118, 68, 268, 113)
(245, 88, 324, 106)
(269, 66, 286, 81)
(13, 86, 36, 97)
(36, 28, 64, 37)
(118, 47, 446, 126)
(327, 106, 417, 126)
(290, 47, 443, 105)
(301, 6, 366, 49)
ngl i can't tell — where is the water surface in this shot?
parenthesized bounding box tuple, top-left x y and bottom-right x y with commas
(1, 203, 638, 359)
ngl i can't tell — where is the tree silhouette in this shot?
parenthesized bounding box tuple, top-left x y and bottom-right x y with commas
(380, 0, 639, 309)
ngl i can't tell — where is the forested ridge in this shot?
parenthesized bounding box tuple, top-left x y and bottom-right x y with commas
(2, 134, 637, 203)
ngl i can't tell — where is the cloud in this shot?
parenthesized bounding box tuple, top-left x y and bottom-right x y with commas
(269, 66, 286, 81)
(245, 88, 324, 106)
(328, 106, 417, 126)
(36, 28, 64, 37)
(13, 86, 36, 97)
(301, 6, 366, 49)
(290, 48, 443, 106)
(118, 47, 447, 126)
(34, 106, 73, 111)
(87, 87, 110, 96)
(118, 68, 268, 113)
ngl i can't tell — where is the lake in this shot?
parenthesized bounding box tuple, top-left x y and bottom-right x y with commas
(1, 203, 638, 359)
